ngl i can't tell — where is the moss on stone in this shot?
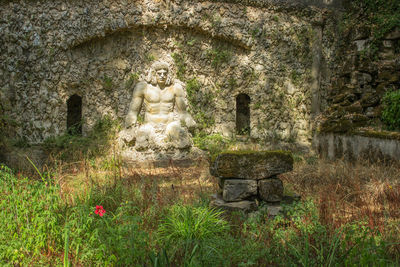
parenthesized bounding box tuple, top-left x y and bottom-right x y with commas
(352, 129, 400, 141)
(319, 118, 353, 133)
(210, 150, 293, 179)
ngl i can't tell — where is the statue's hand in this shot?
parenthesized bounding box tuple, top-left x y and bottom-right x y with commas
(125, 115, 137, 129)
(184, 116, 197, 129)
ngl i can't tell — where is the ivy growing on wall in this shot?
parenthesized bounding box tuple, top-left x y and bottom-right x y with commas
(186, 78, 215, 131)
(348, 0, 400, 57)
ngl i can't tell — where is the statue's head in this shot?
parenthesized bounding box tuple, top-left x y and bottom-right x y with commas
(147, 61, 172, 86)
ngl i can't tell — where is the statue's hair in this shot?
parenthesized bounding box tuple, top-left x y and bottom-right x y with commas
(147, 61, 172, 86)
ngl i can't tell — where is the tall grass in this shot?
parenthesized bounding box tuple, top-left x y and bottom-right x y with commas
(157, 204, 228, 265)
(1, 126, 400, 266)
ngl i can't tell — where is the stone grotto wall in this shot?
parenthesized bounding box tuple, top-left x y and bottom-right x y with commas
(0, 0, 342, 148)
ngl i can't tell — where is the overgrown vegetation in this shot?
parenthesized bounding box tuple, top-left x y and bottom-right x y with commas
(185, 77, 215, 133)
(346, 0, 400, 58)
(102, 75, 114, 92)
(1, 139, 400, 266)
(172, 52, 186, 80)
(382, 89, 400, 130)
(207, 47, 231, 69)
(193, 133, 233, 156)
(43, 115, 121, 161)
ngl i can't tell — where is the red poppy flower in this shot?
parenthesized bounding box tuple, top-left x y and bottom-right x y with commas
(95, 205, 106, 217)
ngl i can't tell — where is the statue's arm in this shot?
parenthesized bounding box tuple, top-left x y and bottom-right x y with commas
(125, 81, 146, 128)
(175, 83, 196, 128)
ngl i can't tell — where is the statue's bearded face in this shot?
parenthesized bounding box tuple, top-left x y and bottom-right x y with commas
(156, 69, 168, 85)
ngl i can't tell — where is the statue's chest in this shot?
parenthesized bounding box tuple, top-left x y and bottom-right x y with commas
(145, 86, 175, 103)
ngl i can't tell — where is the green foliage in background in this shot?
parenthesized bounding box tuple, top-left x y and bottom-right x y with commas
(382, 90, 400, 130)
(207, 47, 232, 68)
(192, 133, 233, 156)
(43, 115, 121, 161)
(349, 0, 400, 57)
(172, 52, 186, 80)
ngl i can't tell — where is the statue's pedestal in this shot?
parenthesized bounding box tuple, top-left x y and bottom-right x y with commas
(121, 147, 206, 168)
(118, 125, 206, 168)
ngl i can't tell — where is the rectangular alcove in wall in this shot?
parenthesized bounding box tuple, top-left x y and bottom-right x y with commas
(67, 94, 83, 135)
(236, 93, 251, 135)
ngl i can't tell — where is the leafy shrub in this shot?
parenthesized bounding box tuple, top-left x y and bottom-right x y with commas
(382, 90, 400, 130)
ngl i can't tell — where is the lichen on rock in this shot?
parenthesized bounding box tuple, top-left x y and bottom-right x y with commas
(210, 150, 293, 179)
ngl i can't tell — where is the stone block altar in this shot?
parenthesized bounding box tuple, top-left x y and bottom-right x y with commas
(210, 150, 294, 213)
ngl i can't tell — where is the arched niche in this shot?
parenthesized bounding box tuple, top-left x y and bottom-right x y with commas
(236, 93, 251, 135)
(67, 94, 82, 135)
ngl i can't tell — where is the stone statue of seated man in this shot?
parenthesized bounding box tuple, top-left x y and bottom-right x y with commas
(122, 61, 196, 150)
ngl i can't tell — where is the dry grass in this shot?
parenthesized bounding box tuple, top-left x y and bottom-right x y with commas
(281, 157, 400, 255)
(52, 154, 400, 232)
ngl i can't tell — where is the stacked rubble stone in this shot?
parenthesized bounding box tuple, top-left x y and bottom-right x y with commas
(210, 150, 293, 213)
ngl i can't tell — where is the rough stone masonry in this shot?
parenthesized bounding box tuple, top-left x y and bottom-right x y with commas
(210, 150, 293, 212)
(0, 0, 342, 149)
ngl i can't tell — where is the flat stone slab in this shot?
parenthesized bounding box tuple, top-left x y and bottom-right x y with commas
(258, 178, 284, 202)
(210, 194, 257, 213)
(210, 150, 293, 180)
(223, 179, 257, 202)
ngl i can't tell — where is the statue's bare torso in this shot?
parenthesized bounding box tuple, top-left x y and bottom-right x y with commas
(143, 83, 176, 124)
(124, 61, 196, 149)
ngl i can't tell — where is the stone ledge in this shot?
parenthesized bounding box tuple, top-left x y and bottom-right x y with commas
(352, 129, 400, 141)
(196, 0, 343, 10)
(313, 132, 400, 162)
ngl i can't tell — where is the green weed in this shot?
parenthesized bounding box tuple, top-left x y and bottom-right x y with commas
(185, 78, 215, 131)
(102, 75, 113, 92)
(172, 52, 186, 80)
(207, 47, 231, 69)
(382, 89, 400, 130)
